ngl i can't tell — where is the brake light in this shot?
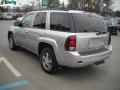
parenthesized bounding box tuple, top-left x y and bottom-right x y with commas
(108, 34, 111, 45)
(65, 36, 76, 51)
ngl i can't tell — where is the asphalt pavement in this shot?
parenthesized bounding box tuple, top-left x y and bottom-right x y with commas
(0, 20, 120, 90)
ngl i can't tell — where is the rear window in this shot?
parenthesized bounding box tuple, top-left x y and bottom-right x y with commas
(72, 13, 107, 32)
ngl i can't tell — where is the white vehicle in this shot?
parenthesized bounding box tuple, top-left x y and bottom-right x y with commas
(8, 10, 112, 74)
(2, 12, 13, 20)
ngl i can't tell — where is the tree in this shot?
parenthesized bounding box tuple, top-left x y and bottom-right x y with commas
(1, 0, 4, 4)
(67, 0, 113, 16)
(61, 2, 65, 9)
(67, 0, 80, 10)
(22, 5, 33, 12)
(67, 0, 99, 11)
(0, 7, 4, 12)
(48, 0, 60, 8)
(101, 0, 113, 16)
(15, 7, 20, 12)
(115, 11, 120, 17)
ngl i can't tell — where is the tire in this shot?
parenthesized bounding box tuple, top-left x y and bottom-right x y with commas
(8, 33, 17, 50)
(40, 47, 58, 74)
(115, 31, 117, 35)
(114, 32, 117, 35)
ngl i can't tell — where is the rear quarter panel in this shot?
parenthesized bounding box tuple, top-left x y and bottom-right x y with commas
(45, 30, 75, 64)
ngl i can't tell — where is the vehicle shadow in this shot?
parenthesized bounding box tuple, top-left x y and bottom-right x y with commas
(55, 65, 107, 80)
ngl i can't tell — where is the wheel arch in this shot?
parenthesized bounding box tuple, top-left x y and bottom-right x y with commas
(38, 42, 55, 55)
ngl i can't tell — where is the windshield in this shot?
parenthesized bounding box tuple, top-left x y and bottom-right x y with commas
(72, 13, 107, 33)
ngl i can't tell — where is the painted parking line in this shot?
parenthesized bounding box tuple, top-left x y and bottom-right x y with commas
(0, 57, 22, 77)
(0, 80, 28, 90)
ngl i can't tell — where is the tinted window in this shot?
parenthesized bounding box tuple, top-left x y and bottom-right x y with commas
(72, 13, 107, 32)
(21, 13, 34, 27)
(33, 12, 46, 29)
(50, 12, 70, 32)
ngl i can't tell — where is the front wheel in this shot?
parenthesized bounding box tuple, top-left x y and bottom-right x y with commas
(115, 30, 118, 35)
(40, 47, 58, 74)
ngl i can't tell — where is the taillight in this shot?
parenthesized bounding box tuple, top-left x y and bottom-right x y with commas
(108, 34, 111, 45)
(65, 36, 76, 51)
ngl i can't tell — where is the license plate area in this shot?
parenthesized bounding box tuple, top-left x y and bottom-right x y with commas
(89, 38, 105, 49)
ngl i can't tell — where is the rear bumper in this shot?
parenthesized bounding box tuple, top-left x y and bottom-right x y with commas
(58, 45, 112, 68)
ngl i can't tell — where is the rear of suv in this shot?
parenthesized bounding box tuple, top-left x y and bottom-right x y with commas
(8, 10, 112, 74)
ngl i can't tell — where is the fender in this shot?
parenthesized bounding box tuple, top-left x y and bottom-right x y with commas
(37, 37, 59, 52)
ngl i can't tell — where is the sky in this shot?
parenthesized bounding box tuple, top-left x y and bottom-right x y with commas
(112, 0, 120, 11)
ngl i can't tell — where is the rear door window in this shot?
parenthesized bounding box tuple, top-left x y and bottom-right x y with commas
(33, 12, 46, 29)
(50, 12, 71, 32)
(72, 13, 107, 33)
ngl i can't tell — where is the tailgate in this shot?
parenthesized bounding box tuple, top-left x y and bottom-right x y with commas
(76, 33, 109, 54)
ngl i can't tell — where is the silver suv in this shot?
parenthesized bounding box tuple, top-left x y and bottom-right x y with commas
(8, 10, 112, 74)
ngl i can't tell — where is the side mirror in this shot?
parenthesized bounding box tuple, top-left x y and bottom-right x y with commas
(14, 20, 21, 26)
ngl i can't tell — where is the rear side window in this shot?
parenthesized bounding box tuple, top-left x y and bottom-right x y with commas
(33, 12, 46, 29)
(72, 13, 107, 32)
(50, 12, 71, 32)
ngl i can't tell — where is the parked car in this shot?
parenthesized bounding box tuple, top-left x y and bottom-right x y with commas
(2, 12, 13, 20)
(11, 12, 18, 20)
(104, 17, 120, 35)
(8, 10, 112, 74)
(0, 12, 3, 20)
(12, 12, 25, 20)
(117, 19, 120, 32)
